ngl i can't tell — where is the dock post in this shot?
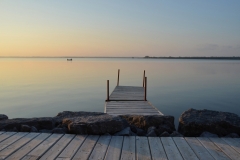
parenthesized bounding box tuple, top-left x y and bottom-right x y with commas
(107, 80, 109, 101)
(117, 69, 120, 86)
(143, 70, 145, 87)
(144, 77, 147, 101)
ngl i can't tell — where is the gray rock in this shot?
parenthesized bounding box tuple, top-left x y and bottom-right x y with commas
(170, 131, 183, 137)
(136, 128, 146, 136)
(200, 131, 218, 137)
(160, 131, 170, 137)
(21, 125, 31, 132)
(63, 114, 128, 135)
(146, 130, 157, 137)
(178, 108, 240, 137)
(120, 115, 175, 131)
(147, 126, 156, 133)
(156, 123, 175, 135)
(30, 126, 38, 132)
(225, 133, 239, 138)
(0, 114, 8, 121)
(52, 128, 67, 134)
(12, 127, 18, 132)
(114, 127, 136, 136)
(40, 129, 52, 133)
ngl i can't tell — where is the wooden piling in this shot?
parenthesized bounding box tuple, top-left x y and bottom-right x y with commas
(144, 77, 147, 101)
(143, 70, 145, 87)
(107, 80, 109, 101)
(117, 69, 120, 86)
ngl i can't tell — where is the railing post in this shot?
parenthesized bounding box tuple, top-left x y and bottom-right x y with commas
(117, 69, 120, 86)
(107, 80, 109, 101)
(143, 70, 145, 87)
(144, 77, 147, 101)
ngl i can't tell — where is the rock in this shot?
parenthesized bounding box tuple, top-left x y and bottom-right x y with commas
(30, 126, 38, 132)
(156, 123, 175, 135)
(12, 127, 18, 132)
(170, 131, 183, 137)
(225, 133, 239, 138)
(0, 117, 54, 131)
(136, 128, 146, 136)
(52, 128, 67, 134)
(39, 129, 52, 133)
(104, 133, 111, 136)
(0, 114, 8, 121)
(130, 125, 137, 133)
(147, 126, 156, 133)
(114, 127, 137, 136)
(160, 131, 170, 137)
(200, 131, 218, 137)
(63, 114, 128, 135)
(120, 115, 175, 131)
(146, 130, 157, 137)
(178, 109, 240, 137)
(21, 125, 31, 132)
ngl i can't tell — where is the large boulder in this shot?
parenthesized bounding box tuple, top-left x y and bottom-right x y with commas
(0, 114, 8, 121)
(0, 117, 54, 131)
(62, 114, 128, 134)
(178, 108, 240, 137)
(120, 115, 175, 135)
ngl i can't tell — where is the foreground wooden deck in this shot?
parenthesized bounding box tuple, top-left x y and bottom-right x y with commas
(0, 132, 240, 160)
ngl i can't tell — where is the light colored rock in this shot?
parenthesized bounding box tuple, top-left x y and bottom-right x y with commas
(0, 114, 8, 121)
(21, 125, 31, 132)
(114, 127, 136, 136)
(170, 131, 183, 137)
(200, 131, 218, 137)
(160, 131, 170, 137)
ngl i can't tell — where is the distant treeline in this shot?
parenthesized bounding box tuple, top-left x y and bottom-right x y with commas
(144, 56, 240, 60)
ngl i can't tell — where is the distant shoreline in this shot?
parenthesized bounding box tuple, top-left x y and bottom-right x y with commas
(1, 56, 240, 60)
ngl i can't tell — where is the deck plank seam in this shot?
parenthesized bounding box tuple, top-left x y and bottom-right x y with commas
(87, 135, 100, 159)
(159, 137, 168, 160)
(222, 138, 240, 155)
(69, 135, 88, 159)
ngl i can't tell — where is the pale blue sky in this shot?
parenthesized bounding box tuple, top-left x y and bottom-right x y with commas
(0, 1, 240, 57)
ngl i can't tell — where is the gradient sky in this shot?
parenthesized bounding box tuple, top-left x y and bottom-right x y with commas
(1, 1, 240, 57)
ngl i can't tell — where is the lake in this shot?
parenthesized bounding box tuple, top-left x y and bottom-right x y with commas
(1, 58, 240, 126)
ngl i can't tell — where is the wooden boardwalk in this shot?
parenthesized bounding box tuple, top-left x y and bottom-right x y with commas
(105, 70, 163, 116)
(0, 132, 240, 160)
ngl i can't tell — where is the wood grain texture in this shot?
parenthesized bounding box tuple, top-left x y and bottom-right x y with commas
(148, 137, 167, 160)
(120, 136, 135, 160)
(104, 136, 123, 160)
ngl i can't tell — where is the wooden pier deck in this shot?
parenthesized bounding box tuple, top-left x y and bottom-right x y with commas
(105, 70, 163, 116)
(0, 132, 240, 160)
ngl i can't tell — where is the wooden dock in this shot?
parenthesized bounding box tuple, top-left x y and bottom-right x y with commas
(105, 70, 163, 116)
(0, 132, 240, 160)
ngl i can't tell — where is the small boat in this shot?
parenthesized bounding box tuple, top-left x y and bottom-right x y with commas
(67, 58, 72, 61)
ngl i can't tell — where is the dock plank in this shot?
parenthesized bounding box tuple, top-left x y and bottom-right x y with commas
(197, 137, 230, 160)
(72, 135, 99, 160)
(6, 133, 51, 160)
(120, 136, 135, 160)
(185, 137, 214, 160)
(89, 135, 111, 160)
(22, 134, 62, 160)
(39, 134, 74, 160)
(173, 137, 199, 160)
(104, 136, 123, 160)
(209, 137, 240, 160)
(57, 135, 87, 159)
(0, 133, 39, 160)
(161, 137, 183, 160)
(222, 138, 240, 154)
(136, 136, 151, 160)
(0, 132, 28, 151)
(0, 132, 16, 143)
(148, 137, 167, 160)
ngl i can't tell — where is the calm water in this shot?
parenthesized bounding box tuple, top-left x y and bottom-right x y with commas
(1, 58, 240, 126)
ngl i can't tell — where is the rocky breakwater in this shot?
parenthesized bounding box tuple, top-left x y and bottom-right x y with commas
(0, 111, 176, 137)
(178, 108, 240, 137)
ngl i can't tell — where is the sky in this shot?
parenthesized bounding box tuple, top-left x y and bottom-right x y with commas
(0, 1, 240, 57)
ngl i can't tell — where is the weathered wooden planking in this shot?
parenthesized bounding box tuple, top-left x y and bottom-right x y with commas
(22, 134, 62, 160)
(120, 136, 135, 160)
(39, 134, 75, 160)
(0, 132, 28, 151)
(222, 138, 240, 154)
(173, 137, 199, 160)
(104, 136, 123, 160)
(136, 136, 151, 160)
(161, 137, 183, 160)
(57, 135, 87, 159)
(197, 137, 230, 160)
(185, 137, 214, 160)
(148, 137, 167, 160)
(72, 135, 99, 160)
(0, 133, 39, 160)
(0, 132, 4, 135)
(0, 132, 16, 143)
(89, 135, 111, 160)
(209, 137, 240, 160)
(6, 133, 51, 160)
